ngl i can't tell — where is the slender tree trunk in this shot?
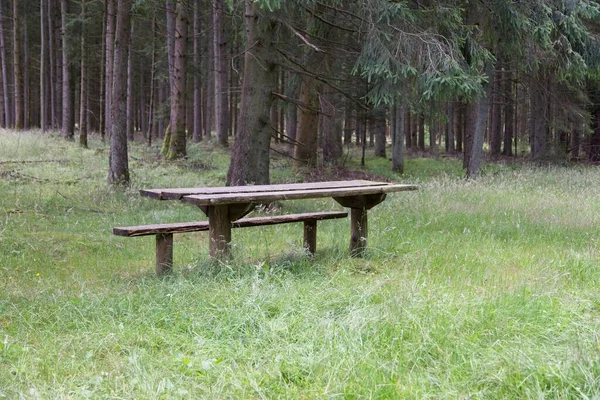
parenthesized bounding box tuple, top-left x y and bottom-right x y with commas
(294, 77, 320, 167)
(321, 86, 343, 163)
(466, 63, 495, 179)
(227, 1, 277, 185)
(490, 66, 502, 156)
(60, 0, 73, 139)
(213, 0, 228, 146)
(447, 102, 455, 152)
(104, 0, 115, 138)
(79, 0, 88, 148)
(374, 109, 386, 158)
(0, 1, 11, 128)
(165, 0, 188, 159)
(392, 104, 405, 173)
(405, 111, 412, 149)
(126, 23, 134, 141)
(108, 0, 132, 185)
(192, 0, 202, 143)
(146, 9, 157, 146)
(503, 70, 514, 156)
(12, 0, 23, 130)
(99, 0, 106, 138)
(530, 74, 548, 160)
(23, 16, 30, 129)
(40, 0, 48, 131)
(418, 114, 425, 150)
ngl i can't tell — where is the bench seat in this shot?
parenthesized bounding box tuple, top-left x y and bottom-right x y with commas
(113, 211, 348, 274)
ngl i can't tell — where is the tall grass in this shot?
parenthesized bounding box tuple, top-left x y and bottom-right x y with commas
(2, 130, 600, 398)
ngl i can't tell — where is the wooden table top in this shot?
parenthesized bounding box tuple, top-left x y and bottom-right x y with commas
(140, 180, 418, 207)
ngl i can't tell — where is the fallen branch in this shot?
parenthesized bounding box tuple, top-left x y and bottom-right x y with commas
(0, 159, 69, 165)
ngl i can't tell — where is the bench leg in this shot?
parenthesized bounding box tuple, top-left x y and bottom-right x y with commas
(303, 220, 317, 255)
(350, 208, 368, 257)
(156, 233, 173, 275)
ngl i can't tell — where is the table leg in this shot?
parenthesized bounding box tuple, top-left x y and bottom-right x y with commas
(350, 208, 368, 257)
(208, 205, 232, 259)
(303, 220, 317, 255)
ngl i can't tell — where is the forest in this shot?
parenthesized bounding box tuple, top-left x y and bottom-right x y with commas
(1, 0, 600, 183)
(5, 1, 600, 397)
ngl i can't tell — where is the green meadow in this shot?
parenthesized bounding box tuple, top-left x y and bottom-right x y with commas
(2, 130, 600, 398)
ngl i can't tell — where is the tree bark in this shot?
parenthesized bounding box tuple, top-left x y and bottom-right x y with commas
(104, 0, 115, 138)
(321, 86, 343, 163)
(374, 109, 386, 158)
(502, 70, 514, 156)
(418, 114, 425, 150)
(530, 74, 548, 160)
(392, 104, 405, 173)
(0, 1, 11, 128)
(79, 0, 88, 148)
(226, 1, 277, 185)
(192, 0, 202, 143)
(60, 0, 73, 139)
(165, 0, 188, 159)
(40, 0, 48, 131)
(294, 76, 321, 167)
(126, 23, 134, 142)
(447, 102, 455, 152)
(12, 0, 23, 130)
(490, 66, 502, 156)
(213, 0, 228, 146)
(108, 0, 132, 186)
(466, 63, 495, 179)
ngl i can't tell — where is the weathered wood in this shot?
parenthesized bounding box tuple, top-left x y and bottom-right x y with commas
(333, 193, 387, 210)
(209, 204, 231, 259)
(181, 184, 417, 207)
(303, 220, 317, 255)
(156, 233, 173, 275)
(350, 208, 368, 257)
(140, 180, 392, 200)
(113, 211, 348, 237)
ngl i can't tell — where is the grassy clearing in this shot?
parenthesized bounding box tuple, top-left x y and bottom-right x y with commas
(2, 130, 600, 398)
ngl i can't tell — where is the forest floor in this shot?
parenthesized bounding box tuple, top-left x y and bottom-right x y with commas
(2, 130, 600, 398)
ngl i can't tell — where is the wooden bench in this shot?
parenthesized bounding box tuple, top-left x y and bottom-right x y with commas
(113, 211, 348, 274)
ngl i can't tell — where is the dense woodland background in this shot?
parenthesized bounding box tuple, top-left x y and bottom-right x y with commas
(2, 0, 600, 184)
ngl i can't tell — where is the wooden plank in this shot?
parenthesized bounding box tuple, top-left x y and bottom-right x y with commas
(181, 184, 418, 207)
(140, 180, 390, 200)
(209, 205, 231, 259)
(113, 211, 348, 237)
(303, 220, 317, 255)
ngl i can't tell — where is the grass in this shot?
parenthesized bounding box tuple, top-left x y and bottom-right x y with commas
(2, 130, 600, 398)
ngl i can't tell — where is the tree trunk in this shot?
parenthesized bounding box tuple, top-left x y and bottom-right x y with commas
(466, 63, 495, 179)
(418, 114, 425, 150)
(104, 0, 115, 138)
(374, 109, 386, 158)
(447, 102, 455, 152)
(321, 86, 343, 163)
(79, 0, 88, 148)
(60, 0, 73, 139)
(146, 9, 157, 146)
(213, 0, 228, 146)
(294, 77, 320, 167)
(226, 1, 277, 185)
(12, 0, 23, 130)
(392, 104, 405, 173)
(23, 15, 29, 129)
(192, 0, 202, 143)
(40, 0, 48, 131)
(0, 1, 11, 128)
(126, 23, 134, 141)
(490, 66, 502, 156)
(530, 74, 548, 160)
(503, 70, 514, 156)
(108, 0, 132, 186)
(165, 0, 188, 159)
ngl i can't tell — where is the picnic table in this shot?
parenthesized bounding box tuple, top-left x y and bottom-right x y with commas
(140, 180, 418, 260)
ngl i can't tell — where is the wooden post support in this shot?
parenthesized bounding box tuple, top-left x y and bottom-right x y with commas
(208, 204, 232, 259)
(156, 233, 173, 275)
(350, 208, 368, 257)
(303, 220, 317, 255)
